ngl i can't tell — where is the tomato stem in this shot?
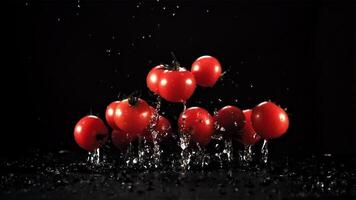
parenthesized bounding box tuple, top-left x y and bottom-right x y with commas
(128, 96, 138, 106)
(170, 52, 180, 70)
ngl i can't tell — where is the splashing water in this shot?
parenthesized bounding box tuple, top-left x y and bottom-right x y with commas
(179, 132, 191, 170)
(137, 137, 154, 169)
(125, 142, 136, 168)
(150, 96, 162, 168)
(261, 139, 269, 164)
(224, 139, 233, 163)
(87, 148, 100, 165)
(196, 143, 210, 168)
(240, 145, 253, 165)
(179, 101, 191, 170)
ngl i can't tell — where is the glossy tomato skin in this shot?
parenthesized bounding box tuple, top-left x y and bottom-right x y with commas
(238, 109, 261, 145)
(158, 68, 196, 103)
(111, 129, 136, 151)
(74, 115, 109, 152)
(144, 115, 172, 142)
(178, 107, 214, 146)
(114, 98, 152, 135)
(146, 65, 165, 94)
(191, 55, 222, 87)
(214, 105, 245, 138)
(105, 101, 120, 129)
(251, 102, 289, 139)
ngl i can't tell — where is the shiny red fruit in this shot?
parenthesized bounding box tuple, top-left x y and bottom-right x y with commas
(111, 129, 136, 151)
(74, 115, 109, 152)
(144, 115, 172, 142)
(214, 105, 245, 138)
(158, 67, 196, 103)
(238, 109, 261, 145)
(251, 101, 289, 139)
(146, 65, 165, 94)
(178, 107, 214, 146)
(105, 101, 120, 129)
(191, 55, 222, 87)
(114, 97, 152, 135)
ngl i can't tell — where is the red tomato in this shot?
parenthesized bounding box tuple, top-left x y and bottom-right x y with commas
(111, 129, 136, 151)
(74, 115, 109, 152)
(143, 115, 172, 141)
(178, 107, 214, 146)
(114, 97, 152, 135)
(238, 109, 261, 145)
(158, 67, 196, 103)
(214, 105, 245, 138)
(146, 65, 165, 94)
(251, 101, 289, 139)
(105, 101, 120, 129)
(191, 55, 222, 87)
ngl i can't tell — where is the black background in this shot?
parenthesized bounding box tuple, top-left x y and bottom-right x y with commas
(4, 0, 355, 157)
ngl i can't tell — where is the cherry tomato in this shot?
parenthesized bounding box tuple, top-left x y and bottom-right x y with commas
(111, 129, 136, 151)
(214, 105, 245, 138)
(74, 115, 109, 152)
(146, 65, 165, 94)
(237, 109, 261, 145)
(158, 67, 196, 103)
(143, 115, 172, 142)
(114, 97, 152, 135)
(178, 107, 214, 146)
(251, 101, 289, 139)
(191, 55, 222, 87)
(105, 101, 120, 129)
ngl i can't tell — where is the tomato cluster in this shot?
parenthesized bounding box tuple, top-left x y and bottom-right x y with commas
(146, 55, 222, 102)
(73, 54, 289, 152)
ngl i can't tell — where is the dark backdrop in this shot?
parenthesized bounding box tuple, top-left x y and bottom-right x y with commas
(4, 0, 355, 157)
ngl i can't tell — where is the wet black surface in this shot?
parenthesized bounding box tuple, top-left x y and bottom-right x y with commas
(1, 150, 356, 200)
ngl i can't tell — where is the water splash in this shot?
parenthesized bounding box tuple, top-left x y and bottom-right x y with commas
(179, 132, 191, 170)
(150, 96, 162, 168)
(124, 142, 136, 168)
(87, 148, 100, 165)
(179, 101, 191, 170)
(261, 139, 269, 164)
(224, 139, 233, 164)
(239, 145, 253, 166)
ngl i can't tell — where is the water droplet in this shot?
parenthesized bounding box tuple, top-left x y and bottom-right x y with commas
(133, 158, 138, 164)
(261, 139, 268, 164)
